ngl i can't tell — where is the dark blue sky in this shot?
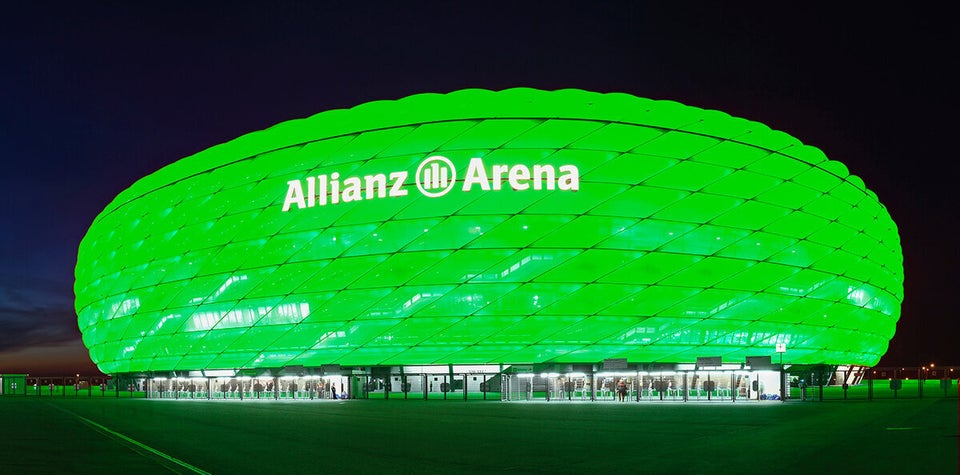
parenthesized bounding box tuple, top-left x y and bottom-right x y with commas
(1, 2, 956, 375)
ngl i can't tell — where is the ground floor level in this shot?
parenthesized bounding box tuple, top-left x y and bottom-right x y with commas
(99, 362, 817, 402)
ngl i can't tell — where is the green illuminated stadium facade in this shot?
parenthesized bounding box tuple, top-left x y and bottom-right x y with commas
(75, 88, 902, 399)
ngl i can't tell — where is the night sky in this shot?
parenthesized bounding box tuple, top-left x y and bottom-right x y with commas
(1, 2, 956, 376)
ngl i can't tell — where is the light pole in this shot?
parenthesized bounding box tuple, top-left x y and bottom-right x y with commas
(776, 343, 786, 402)
(919, 366, 926, 398)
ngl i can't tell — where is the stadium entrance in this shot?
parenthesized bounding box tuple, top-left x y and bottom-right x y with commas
(125, 362, 786, 402)
(500, 367, 784, 402)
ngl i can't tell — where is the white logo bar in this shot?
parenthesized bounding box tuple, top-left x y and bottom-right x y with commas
(282, 155, 579, 212)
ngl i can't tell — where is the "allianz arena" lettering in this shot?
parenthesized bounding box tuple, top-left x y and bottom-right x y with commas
(282, 155, 580, 211)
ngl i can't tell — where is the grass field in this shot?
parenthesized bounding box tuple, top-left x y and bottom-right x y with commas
(0, 396, 956, 474)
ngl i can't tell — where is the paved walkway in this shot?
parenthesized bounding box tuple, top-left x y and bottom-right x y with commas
(0, 396, 956, 473)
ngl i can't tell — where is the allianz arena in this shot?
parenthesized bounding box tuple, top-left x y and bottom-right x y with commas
(75, 88, 902, 401)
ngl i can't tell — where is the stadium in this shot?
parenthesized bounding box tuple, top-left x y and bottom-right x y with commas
(74, 88, 903, 401)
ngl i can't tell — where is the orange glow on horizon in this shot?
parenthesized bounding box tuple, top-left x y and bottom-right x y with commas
(0, 341, 101, 376)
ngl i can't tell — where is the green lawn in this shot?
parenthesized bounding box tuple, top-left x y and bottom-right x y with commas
(0, 396, 956, 473)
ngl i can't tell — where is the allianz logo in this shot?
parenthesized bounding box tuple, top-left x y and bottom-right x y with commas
(282, 155, 580, 212)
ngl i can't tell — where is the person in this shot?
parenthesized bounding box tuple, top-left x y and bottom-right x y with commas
(331, 384, 338, 399)
(616, 378, 627, 402)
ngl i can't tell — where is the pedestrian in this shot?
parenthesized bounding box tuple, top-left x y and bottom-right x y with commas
(616, 378, 627, 402)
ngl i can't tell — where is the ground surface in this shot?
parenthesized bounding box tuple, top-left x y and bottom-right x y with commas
(0, 396, 956, 474)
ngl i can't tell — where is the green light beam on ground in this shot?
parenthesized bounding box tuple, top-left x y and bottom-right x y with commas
(49, 404, 212, 475)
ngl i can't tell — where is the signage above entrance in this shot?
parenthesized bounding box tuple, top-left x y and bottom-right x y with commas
(696, 357, 722, 368)
(603, 358, 628, 370)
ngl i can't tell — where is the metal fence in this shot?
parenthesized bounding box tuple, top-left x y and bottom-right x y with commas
(790, 366, 959, 401)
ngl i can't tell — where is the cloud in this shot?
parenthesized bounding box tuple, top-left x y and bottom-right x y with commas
(0, 275, 80, 352)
